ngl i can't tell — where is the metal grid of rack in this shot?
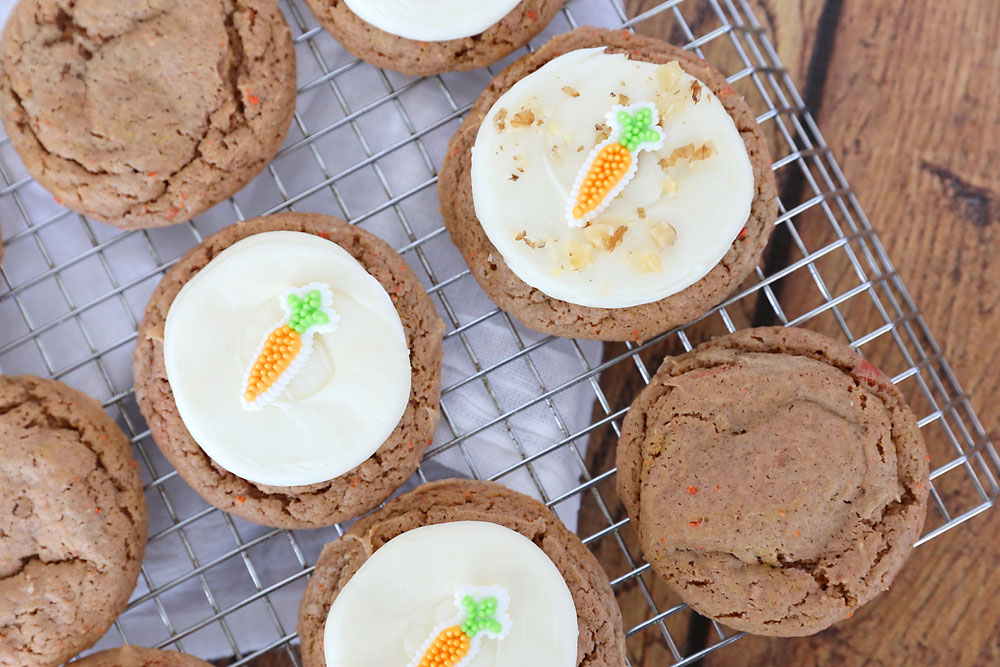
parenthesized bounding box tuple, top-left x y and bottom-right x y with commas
(0, 0, 997, 665)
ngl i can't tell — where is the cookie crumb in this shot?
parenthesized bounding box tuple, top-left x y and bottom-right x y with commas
(562, 86, 580, 97)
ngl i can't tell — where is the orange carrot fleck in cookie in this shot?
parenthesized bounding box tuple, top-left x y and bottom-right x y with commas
(686, 485, 698, 495)
(526, 10, 538, 19)
(247, 94, 260, 106)
(689, 519, 701, 528)
(236, 495, 246, 503)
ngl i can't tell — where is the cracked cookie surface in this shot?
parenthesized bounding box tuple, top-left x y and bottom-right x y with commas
(0, 375, 147, 667)
(616, 327, 929, 636)
(0, 0, 296, 229)
(73, 646, 210, 667)
(438, 28, 777, 341)
(296, 479, 626, 667)
(133, 213, 445, 529)
(303, 0, 561, 76)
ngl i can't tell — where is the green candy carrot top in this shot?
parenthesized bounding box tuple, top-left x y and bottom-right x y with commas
(240, 282, 339, 410)
(566, 101, 665, 227)
(408, 585, 512, 667)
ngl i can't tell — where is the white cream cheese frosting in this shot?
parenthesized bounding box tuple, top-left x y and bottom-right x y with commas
(343, 0, 521, 42)
(324, 521, 579, 666)
(470, 47, 755, 308)
(163, 231, 411, 487)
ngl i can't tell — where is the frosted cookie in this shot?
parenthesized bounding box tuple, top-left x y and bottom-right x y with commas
(72, 646, 210, 667)
(0, 375, 147, 667)
(616, 327, 930, 636)
(303, 0, 561, 76)
(297, 479, 626, 666)
(439, 28, 778, 340)
(0, 0, 296, 229)
(133, 213, 445, 529)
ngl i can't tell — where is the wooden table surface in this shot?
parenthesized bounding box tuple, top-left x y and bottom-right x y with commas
(606, 1, 999, 665)
(223, 2, 999, 666)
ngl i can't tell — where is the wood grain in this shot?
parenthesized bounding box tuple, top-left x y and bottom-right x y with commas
(594, 0, 1000, 665)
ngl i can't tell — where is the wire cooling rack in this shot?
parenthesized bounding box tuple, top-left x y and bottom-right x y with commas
(1, 0, 997, 665)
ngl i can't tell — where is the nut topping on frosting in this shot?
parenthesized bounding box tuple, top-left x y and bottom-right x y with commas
(584, 222, 628, 251)
(468, 48, 756, 308)
(648, 222, 678, 249)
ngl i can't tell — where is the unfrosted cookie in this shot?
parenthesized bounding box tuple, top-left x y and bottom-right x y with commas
(616, 327, 930, 636)
(439, 27, 777, 340)
(0, 375, 148, 667)
(133, 213, 445, 529)
(303, 0, 561, 76)
(0, 0, 296, 229)
(73, 646, 210, 667)
(297, 479, 626, 666)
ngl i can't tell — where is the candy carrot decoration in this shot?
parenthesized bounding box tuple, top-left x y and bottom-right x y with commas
(408, 586, 512, 667)
(567, 102, 665, 227)
(241, 283, 339, 410)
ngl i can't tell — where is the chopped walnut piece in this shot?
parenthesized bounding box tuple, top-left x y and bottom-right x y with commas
(619, 93, 630, 106)
(690, 80, 702, 103)
(648, 222, 678, 249)
(562, 86, 580, 97)
(508, 173, 519, 181)
(656, 61, 683, 89)
(691, 141, 717, 161)
(494, 108, 507, 131)
(656, 91, 687, 121)
(637, 251, 663, 273)
(567, 243, 594, 270)
(664, 143, 696, 167)
(577, 145, 585, 152)
(595, 122, 611, 142)
(662, 176, 678, 196)
(637, 207, 646, 219)
(551, 144, 560, 159)
(515, 230, 545, 249)
(510, 109, 535, 128)
(584, 223, 628, 252)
